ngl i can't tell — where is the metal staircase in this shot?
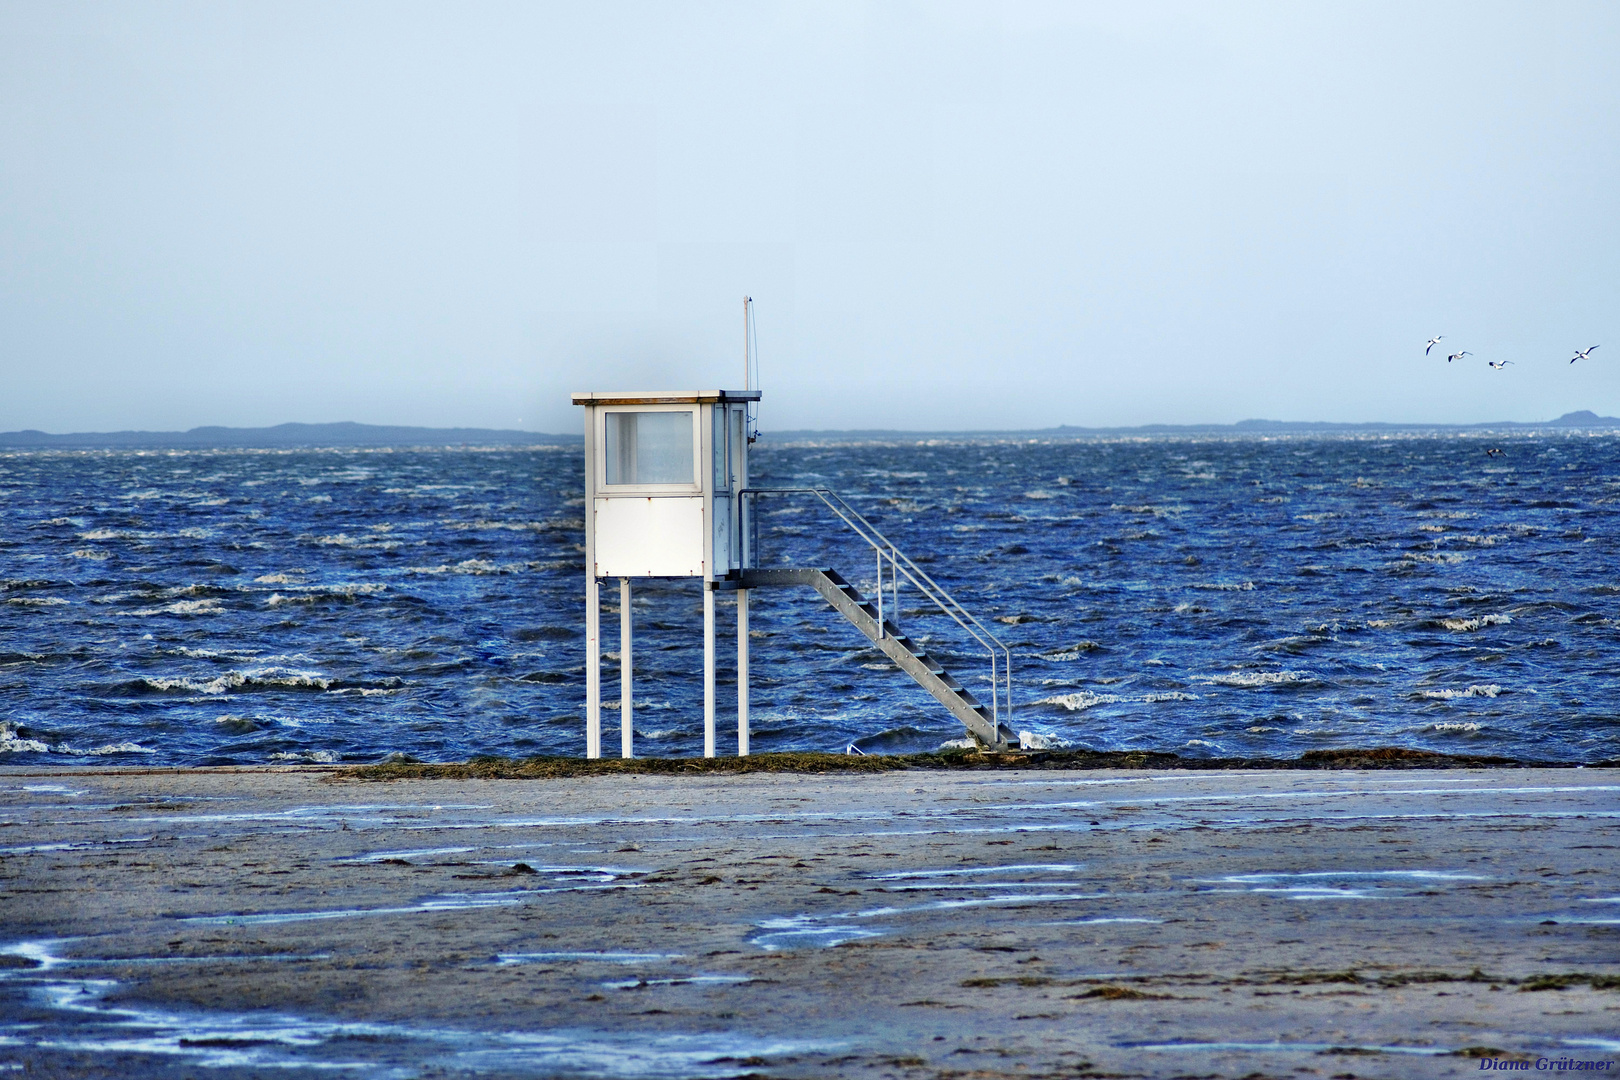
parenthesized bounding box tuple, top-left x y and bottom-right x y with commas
(738, 488, 1015, 752)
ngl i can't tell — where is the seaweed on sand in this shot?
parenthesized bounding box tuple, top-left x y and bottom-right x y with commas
(338, 745, 1588, 782)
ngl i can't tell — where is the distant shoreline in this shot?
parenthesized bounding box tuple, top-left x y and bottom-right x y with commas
(767, 408, 1620, 442)
(1, 410, 1617, 449)
(0, 420, 576, 449)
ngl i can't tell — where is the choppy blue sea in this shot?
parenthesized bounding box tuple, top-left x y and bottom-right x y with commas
(2, 433, 1617, 765)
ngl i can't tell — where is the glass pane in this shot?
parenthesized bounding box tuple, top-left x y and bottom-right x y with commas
(604, 411, 693, 485)
(713, 406, 728, 490)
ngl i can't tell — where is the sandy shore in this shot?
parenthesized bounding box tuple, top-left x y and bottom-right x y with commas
(2, 764, 1618, 1078)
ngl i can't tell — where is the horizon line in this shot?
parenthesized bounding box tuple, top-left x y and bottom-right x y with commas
(3, 408, 1619, 444)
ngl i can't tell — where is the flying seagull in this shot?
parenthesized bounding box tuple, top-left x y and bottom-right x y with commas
(1447, 350, 1471, 363)
(1571, 345, 1600, 364)
(1487, 360, 1512, 370)
(1426, 336, 1443, 355)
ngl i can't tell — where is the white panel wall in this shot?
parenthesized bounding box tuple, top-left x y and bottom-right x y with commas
(593, 496, 706, 577)
(712, 494, 731, 573)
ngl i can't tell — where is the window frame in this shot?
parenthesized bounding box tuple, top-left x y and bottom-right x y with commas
(596, 404, 703, 493)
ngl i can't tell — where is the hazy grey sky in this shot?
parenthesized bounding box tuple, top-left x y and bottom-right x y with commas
(1, 2, 1615, 434)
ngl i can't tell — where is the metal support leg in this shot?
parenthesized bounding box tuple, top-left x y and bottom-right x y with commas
(703, 583, 716, 758)
(619, 577, 633, 759)
(585, 576, 600, 759)
(737, 589, 749, 757)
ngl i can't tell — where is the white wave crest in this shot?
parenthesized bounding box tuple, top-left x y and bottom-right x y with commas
(446, 519, 553, 532)
(1142, 691, 1199, 702)
(170, 647, 319, 663)
(1398, 552, 1469, 566)
(1204, 670, 1312, 688)
(78, 527, 210, 541)
(137, 667, 339, 695)
(1018, 730, 1070, 749)
(405, 559, 534, 576)
(164, 584, 224, 598)
(1192, 581, 1256, 591)
(116, 599, 224, 617)
(6, 597, 68, 606)
(1033, 691, 1119, 711)
(266, 584, 387, 606)
(86, 741, 157, 755)
(0, 721, 52, 753)
(1438, 614, 1512, 632)
(1431, 721, 1483, 732)
(603, 700, 672, 711)
(1419, 685, 1504, 700)
(309, 533, 401, 549)
(68, 549, 109, 560)
(269, 750, 340, 763)
(0, 721, 153, 755)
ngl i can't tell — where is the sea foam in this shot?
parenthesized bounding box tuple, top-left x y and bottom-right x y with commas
(1437, 614, 1512, 632)
(1419, 685, 1504, 700)
(1203, 670, 1312, 688)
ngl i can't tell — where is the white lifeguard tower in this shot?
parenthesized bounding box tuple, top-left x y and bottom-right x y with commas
(572, 388, 759, 759)
(574, 315, 1016, 759)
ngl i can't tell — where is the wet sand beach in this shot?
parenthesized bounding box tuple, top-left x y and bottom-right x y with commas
(2, 764, 1618, 1078)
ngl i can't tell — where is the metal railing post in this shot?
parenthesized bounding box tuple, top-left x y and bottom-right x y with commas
(990, 651, 998, 727)
(889, 545, 898, 631)
(875, 547, 884, 638)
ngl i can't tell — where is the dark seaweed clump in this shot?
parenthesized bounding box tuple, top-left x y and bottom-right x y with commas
(339, 745, 1606, 781)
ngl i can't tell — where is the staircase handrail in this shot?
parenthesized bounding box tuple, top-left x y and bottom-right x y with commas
(740, 486, 1013, 732)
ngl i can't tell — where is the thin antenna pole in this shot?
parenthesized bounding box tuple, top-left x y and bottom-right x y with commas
(743, 295, 752, 391)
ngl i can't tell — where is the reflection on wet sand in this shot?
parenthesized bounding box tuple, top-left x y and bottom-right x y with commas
(0, 939, 820, 1077)
(2, 765, 1618, 1078)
